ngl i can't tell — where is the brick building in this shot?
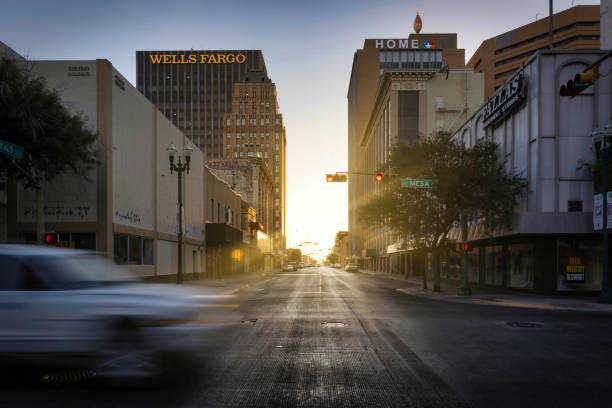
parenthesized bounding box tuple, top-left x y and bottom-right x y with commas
(221, 70, 286, 254)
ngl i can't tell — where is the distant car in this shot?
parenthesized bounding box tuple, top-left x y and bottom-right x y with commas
(297, 263, 304, 269)
(0, 245, 238, 380)
(333, 263, 341, 269)
(282, 264, 296, 271)
(345, 263, 359, 272)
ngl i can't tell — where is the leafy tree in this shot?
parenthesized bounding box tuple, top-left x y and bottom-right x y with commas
(0, 57, 98, 243)
(358, 132, 527, 292)
(326, 252, 339, 264)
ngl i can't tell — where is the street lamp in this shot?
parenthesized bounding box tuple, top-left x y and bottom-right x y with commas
(167, 142, 193, 284)
(593, 123, 612, 303)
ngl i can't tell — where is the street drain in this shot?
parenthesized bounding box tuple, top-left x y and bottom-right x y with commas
(506, 321, 542, 328)
(241, 318, 258, 324)
(42, 369, 96, 383)
(322, 321, 346, 327)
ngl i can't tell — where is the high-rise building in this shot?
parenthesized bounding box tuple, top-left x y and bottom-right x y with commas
(468, 5, 601, 98)
(221, 71, 286, 253)
(136, 50, 267, 160)
(347, 17, 474, 269)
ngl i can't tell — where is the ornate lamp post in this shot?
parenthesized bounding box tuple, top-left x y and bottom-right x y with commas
(593, 123, 612, 303)
(167, 142, 193, 284)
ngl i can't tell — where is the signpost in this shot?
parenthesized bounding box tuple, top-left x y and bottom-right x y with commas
(401, 179, 435, 189)
(0, 139, 24, 160)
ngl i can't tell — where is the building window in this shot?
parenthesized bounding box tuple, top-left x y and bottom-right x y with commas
(275, 118, 279, 124)
(275, 155, 279, 162)
(114, 233, 154, 265)
(275, 166, 279, 172)
(275, 144, 279, 151)
(275, 132, 280, 140)
(236, 119, 240, 126)
(568, 200, 583, 212)
(226, 119, 230, 126)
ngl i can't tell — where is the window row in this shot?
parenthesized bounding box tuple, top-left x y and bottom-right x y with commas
(114, 233, 154, 265)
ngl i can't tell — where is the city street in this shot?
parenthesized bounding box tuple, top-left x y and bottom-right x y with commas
(3, 266, 612, 408)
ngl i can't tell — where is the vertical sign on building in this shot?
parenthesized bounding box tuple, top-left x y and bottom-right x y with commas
(607, 192, 612, 228)
(593, 193, 612, 230)
(594, 194, 603, 230)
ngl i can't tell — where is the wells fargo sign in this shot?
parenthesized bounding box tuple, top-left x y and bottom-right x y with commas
(149, 53, 246, 64)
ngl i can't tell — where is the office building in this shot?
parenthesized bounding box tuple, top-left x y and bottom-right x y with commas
(221, 71, 287, 253)
(347, 15, 482, 270)
(136, 49, 267, 160)
(468, 5, 601, 98)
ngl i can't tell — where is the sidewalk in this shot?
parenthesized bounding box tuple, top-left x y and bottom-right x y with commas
(358, 269, 612, 313)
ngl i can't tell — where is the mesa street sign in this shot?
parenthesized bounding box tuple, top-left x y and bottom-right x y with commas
(0, 139, 24, 159)
(401, 179, 434, 188)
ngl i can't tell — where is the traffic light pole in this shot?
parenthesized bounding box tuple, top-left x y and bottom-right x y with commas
(457, 213, 472, 296)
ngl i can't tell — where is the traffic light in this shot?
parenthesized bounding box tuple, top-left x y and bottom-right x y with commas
(560, 65, 599, 97)
(45, 232, 58, 246)
(375, 173, 384, 182)
(457, 242, 472, 252)
(325, 174, 347, 182)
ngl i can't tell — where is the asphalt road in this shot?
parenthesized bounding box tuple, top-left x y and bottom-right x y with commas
(3, 266, 612, 408)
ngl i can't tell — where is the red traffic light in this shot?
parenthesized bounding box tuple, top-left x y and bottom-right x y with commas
(463, 243, 469, 252)
(45, 234, 52, 244)
(375, 173, 383, 182)
(326, 174, 347, 182)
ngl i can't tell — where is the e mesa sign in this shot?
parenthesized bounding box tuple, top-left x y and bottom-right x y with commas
(483, 71, 526, 127)
(149, 53, 246, 64)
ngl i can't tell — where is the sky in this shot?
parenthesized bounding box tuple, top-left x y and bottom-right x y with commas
(0, 0, 601, 256)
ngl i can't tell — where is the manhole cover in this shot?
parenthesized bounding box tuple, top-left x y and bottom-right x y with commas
(322, 321, 346, 327)
(42, 369, 96, 383)
(241, 318, 258, 324)
(506, 321, 542, 328)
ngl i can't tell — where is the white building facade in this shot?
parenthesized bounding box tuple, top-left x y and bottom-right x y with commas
(451, 50, 612, 293)
(8, 59, 207, 279)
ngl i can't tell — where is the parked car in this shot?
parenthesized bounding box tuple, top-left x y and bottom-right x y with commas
(345, 263, 359, 272)
(0, 245, 239, 381)
(282, 264, 296, 271)
(333, 263, 342, 269)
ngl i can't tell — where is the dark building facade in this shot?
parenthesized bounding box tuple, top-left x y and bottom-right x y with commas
(136, 50, 267, 161)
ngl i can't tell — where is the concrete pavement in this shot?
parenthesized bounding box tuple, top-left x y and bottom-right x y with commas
(4, 265, 612, 407)
(357, 268, 612, 313)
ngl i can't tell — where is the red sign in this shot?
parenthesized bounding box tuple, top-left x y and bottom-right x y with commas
(565, 254, 586, 282)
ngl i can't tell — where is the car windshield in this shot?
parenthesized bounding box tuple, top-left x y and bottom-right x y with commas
(28, 253, 138, 290)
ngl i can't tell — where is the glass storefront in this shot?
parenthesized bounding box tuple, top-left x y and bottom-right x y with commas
(484, 245, 504, 286)
(508, 244, 534, 290)
(557, 239, 602, 292)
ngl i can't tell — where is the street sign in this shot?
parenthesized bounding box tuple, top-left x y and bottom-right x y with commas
(0, 139, 24, 159)
(401, 178, 435, 188)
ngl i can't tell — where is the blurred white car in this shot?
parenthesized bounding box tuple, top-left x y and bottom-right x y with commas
(0, 245, 239, 379)
(345, 263, 359, 272)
